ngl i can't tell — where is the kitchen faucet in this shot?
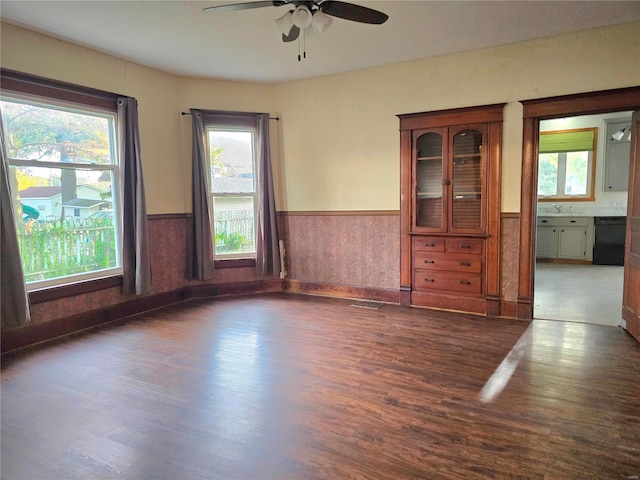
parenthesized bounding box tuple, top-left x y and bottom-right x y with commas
(551, 203, 563, 213)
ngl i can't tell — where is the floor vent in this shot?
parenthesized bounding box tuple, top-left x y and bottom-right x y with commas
(350, 300, 384, 310)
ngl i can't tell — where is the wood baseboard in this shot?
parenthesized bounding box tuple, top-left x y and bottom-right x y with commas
(186, 279, 283, 298)
(410, 291, 487, 315)
(623, 307, 640, 343)
(1, 288, 188, 355)
(2, 280, 282, 355)
(282, 279, 400, 304)
(536, 258, 592, 265)
(516, 296, 533, 320)
(3, 278, 524, 355)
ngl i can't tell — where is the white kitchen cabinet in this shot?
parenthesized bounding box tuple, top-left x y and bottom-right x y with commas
(536, 225, 559, 258)
(604, 119, 631, 192)
(536, 217, 590, 261)
(558, 226, 587, 259)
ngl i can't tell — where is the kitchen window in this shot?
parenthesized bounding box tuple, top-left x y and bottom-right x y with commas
(537, 127, 597, 201)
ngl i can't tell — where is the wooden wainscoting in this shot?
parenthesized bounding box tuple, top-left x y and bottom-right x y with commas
(277, 210, 400, 292)
(5, 210, 530, 354)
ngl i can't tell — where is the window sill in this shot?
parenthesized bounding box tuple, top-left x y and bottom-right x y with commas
(29, 275, 123, 304)
(214, 258, 256, 269)
(27, 260, 256, 304)
(538, 196, 595, 202)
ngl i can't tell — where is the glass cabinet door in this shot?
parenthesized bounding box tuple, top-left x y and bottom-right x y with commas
(415, 132, 444, 229)
(452, 129, 483, 230)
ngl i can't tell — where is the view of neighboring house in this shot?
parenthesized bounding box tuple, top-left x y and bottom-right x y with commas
(210, 131, 255, 214)
(19, 184, 111, 220)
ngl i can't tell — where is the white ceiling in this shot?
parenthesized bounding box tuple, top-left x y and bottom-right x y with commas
(2, 1, 639, 84)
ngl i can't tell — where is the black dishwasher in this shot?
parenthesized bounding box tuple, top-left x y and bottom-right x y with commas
(593, 216, 626, 265)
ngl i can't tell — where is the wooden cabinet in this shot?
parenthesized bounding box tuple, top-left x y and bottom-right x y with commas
(604, 119, 631, 191)
(536, 217, 589, 260)
(413, 237, 483, 295)
(399, 104, 504, 315)
(415, 126, 486, 233)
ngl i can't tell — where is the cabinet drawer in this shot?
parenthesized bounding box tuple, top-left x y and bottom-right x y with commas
(414, 251, 482, 273)
(413, 271, 482, 294)
(413, 236, 446, 252)
(446, 238, 483, 254)
(537, 216, 589, 227)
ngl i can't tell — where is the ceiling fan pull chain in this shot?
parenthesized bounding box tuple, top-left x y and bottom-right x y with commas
(297, 34, 301, 61)
(303, 28, 307, 59)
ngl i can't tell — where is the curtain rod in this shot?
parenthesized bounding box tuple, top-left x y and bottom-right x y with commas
(181, 111, 279, 121)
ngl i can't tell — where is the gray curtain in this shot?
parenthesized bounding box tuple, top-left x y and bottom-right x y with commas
(255, 113, 281, 277)
(1, 120, 31, 328)
(118, 97, 151, 295)
(190, 109, 215, 280)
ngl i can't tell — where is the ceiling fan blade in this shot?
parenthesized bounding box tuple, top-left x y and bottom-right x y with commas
(282, 25, 300, 42)
(203, 1, 287, 13)
(319, 1, 388, 24)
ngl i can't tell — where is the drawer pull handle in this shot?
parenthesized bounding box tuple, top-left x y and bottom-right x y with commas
(424, 278, 435, 282)
(460, 244, 471, 249)
(424, 260, 435, 264)
(425, 243, 436, 247)
(460, 280, 471, 285)
(570, 220, 576, 223)
(460, 262, 471, 266)
(541, 220, 548, 223)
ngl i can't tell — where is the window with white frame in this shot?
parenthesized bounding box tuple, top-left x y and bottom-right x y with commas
(207, 127, 257, 258)
(537, 128, 596, 201)
(1, 88, 122, 289)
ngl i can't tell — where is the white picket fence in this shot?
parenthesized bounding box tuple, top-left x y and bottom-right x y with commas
(214, 208, 254, 245)
(17, 217, 116, 282)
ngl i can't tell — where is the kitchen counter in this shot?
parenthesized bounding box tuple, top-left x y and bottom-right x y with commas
(537, 210, 626, 218)
(538, 213, 624, 218)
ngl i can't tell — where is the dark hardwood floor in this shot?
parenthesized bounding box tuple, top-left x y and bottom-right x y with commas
(2, 293, 639, 479)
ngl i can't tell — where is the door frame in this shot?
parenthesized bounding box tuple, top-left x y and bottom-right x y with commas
(517, 86, 640, 320)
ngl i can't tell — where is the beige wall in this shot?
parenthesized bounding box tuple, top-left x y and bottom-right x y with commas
(274, 21, 640, 212)
(3, 21, 639, 214)
(0, 23, 280, 214)
(176, 77, 280, 211)
(1, 23, 184, 214)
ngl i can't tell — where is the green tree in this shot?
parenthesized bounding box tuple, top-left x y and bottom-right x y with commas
(565, 152, 587, 195)
(538, 154, 558, 196)
(1, 101, 110, 163)
(1, 100, 111, 218)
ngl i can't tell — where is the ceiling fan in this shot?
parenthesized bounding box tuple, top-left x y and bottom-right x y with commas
(203, 1, 389, 43)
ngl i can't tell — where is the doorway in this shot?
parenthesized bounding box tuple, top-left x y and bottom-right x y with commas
(533, 112, 631, 326)
(516, 87, 640, 334)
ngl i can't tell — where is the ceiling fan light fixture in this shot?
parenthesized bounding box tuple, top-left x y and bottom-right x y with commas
(291, 5, 312, 28)
(312, 10, 333, 34)
(275, 10, 294, 34)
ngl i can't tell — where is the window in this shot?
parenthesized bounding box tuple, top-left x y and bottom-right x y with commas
(190, 110, 279, 279)
(207, 123, 257, 259)
(1, 83, 121, 289)
(537, 128, 596, 201)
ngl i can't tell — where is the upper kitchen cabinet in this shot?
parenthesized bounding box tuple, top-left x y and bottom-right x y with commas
(605, 118, 632, 191)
